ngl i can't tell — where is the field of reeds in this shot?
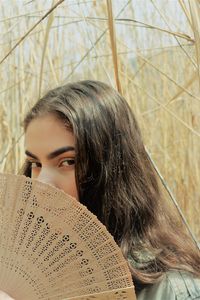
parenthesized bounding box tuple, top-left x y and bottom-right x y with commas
(0, 0, 200, 241)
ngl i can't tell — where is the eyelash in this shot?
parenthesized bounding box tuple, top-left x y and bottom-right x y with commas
(60, 159, 75, 167)
(28, 159, 75, 169)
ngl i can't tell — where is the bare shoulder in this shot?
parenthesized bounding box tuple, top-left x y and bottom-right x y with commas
(137, 271, 200, 300)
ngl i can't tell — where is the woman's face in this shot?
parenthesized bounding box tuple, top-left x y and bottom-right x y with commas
(24, 113, 79, 200)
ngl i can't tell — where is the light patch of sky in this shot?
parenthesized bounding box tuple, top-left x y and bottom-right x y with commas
(0, 0, 192, 73)
(113, 1, 190, 50)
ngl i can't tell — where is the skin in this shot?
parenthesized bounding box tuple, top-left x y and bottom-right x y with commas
(24, 113, 79, 200)
(0, 292, 14, 300)
(0, 114, 79, 299)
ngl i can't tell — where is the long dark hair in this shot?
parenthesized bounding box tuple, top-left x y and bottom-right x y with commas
(22, 80, 200, 290)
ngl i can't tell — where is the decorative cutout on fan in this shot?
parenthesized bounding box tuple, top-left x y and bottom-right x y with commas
(0, 173, 136, 300)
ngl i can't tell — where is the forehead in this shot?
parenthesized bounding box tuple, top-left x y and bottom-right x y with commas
(24, 113, 75, 154)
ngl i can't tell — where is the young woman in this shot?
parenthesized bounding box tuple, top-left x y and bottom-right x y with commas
(2, 80, 200, 299)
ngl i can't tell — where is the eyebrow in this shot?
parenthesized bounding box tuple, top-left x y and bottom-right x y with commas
(25, 146, 75, 160)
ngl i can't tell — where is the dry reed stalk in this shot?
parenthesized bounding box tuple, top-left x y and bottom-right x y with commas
(142, 71, 197, 114)
(135, 51, 200, 102)
(146, 147, 200, 250)
(188, 0, 200, 90)
(151, 0, 197, 69)
(168, 72, 197, 103)
(124, 71, 200, 138)
(63, 1, 131, 82)
(38, 1, 56, 98)
(0, 0, 200, 238)
(117, 17, 194, 42)
(77, 2, 113, 86)
(106, 0, 121, 93)
(179, 0, 193, 28)
(0, 0, 65, 66)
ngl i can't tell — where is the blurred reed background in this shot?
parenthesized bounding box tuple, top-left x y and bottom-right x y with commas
(0, 0, 200, 240)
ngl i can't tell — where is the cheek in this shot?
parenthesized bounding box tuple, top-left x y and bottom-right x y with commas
(31, 168, 40, 178)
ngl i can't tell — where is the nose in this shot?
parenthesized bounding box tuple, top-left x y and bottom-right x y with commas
(36, 167, 57, 188)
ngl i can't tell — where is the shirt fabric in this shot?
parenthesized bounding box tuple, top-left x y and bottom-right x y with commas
(137, 271, 200, 300)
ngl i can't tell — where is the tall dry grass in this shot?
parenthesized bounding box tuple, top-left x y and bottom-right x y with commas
(0, 0, 200, 240)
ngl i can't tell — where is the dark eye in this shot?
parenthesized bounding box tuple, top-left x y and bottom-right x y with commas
(59, 159, 75, 167)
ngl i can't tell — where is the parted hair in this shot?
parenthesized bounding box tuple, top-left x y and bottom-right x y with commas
(22, 80, 200, 291)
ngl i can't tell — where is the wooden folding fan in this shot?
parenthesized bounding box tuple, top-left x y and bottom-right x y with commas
(0, 173, 136, 300)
